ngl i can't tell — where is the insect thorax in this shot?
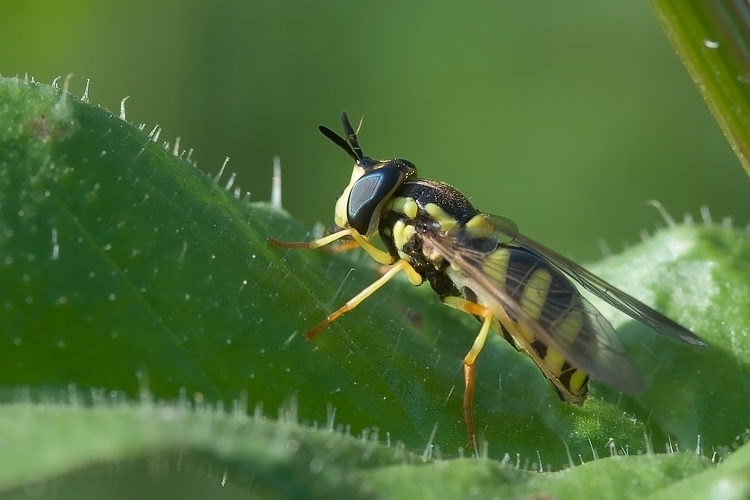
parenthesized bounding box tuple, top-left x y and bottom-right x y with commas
(379, 178, 480, 283)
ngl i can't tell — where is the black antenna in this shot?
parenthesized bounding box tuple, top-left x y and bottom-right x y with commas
(319, 110, 370, 164)
(319, 125, 359, 162)
(339, 111, 364, 160)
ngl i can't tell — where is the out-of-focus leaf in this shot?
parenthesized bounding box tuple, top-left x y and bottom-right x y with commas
(0, 402, 732, 500)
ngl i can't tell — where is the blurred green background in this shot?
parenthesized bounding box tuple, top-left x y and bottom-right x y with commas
(1, 0, 746, 261)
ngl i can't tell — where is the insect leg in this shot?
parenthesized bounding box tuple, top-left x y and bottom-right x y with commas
(304, 259, 418, 341)
(268, 228, 395, 264)
(327, 239, 360, 253)
(442, 296, 494, 449)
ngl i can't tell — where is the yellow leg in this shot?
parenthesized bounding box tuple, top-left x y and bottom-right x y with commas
(442, 296, 494, 449)
(268, 228, 394, 265)
(305, 260, 416, 340)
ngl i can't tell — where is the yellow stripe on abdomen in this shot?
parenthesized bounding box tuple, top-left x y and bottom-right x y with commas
(568, 369, 588, 395)
(480, 247, 511, 286)
(520, 268, 552, 321)
(554, 308, 585, 346)
(515, 267, 552, 345)
(542, 308, 587, 397)
(509, 261, 589, 402)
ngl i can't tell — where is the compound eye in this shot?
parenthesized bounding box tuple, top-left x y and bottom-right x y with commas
(347, 166, 405, 235)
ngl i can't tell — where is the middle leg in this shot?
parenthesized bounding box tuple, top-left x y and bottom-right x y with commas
(442, 296, 495, 449)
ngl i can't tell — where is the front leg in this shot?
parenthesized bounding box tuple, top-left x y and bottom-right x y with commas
(268, 227, 394, 265)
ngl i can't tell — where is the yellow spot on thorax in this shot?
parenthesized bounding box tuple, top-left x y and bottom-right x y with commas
(465, 213, 494, 230)
(393, 220, 417, 261)
(424, 203, 457, 231)
(388, 197, 418, 219)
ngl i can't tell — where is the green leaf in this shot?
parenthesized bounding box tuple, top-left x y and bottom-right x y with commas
(648, 0, 750, 177)
(0, 75, 748, 496)
(587, 221, 750, 457)
(2, 402, 750, 500)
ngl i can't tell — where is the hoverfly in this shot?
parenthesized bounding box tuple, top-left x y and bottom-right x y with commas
(269, 111, 707, 447)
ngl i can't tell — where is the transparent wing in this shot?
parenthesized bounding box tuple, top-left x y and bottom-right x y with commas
(485, 214, 706, 347)
(422, 229, 645, 393)
(482, 214, 519, 239)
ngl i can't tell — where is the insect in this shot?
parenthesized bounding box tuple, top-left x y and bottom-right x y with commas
(269, 111, 707, 447)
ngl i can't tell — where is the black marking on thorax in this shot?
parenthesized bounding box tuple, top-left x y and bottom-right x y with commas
(398, 178, 479, 223)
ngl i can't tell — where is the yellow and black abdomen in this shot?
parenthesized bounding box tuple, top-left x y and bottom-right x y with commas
(477, 244, 592, 404)
(379, 178, 591, 402)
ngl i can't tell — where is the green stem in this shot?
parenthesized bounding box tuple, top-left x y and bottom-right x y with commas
(648, 0, 750, 177)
